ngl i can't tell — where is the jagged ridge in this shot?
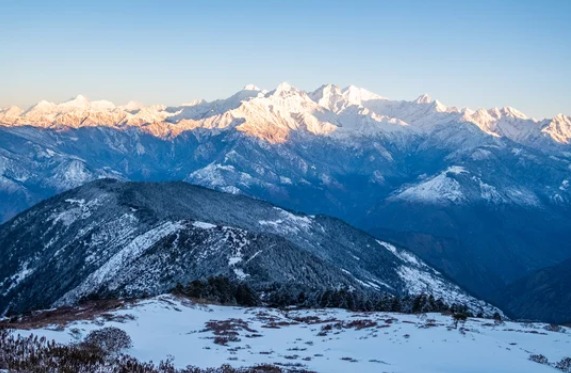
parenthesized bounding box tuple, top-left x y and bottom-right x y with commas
(1, 83, 570, 144)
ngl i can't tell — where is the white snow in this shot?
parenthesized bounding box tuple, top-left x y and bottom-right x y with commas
(232, 268, 248, 280)
(504, 188, 541, 206)
(2, 83, 569, 146)
(90, 221, 184, 284)
(3, 260, 33, 294)
(377, 241, 422, 267)
(258, 207, 312, 235)
(222, 227, 250, 280)
(221, 186, 241, 194)
(242, 84, 261, 91)
(49, 198, 101, 226)
(187, 163, 257, 191)
(192, 221, 217, 229)
(64, 198, 86, 205)
(543, 114, 571, 143)
(57, 221, 184, 304)
(446, 165, 468, 175)
(391, 168, 466, 204)
(377, 240, 495, 311)
(389, 166, 539, 207)
(17, 295, 570, 373)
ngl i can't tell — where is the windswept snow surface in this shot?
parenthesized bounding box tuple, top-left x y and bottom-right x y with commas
(17, 296, 570, 373)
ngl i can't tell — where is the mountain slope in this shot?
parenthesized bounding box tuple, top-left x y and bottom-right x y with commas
(0, 179, 494, 316)
(499, 257, 571, 323)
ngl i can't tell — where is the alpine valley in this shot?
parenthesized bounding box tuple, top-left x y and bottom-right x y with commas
(1, 83, 571, 324)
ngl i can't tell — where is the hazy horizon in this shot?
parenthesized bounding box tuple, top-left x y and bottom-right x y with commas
(2, 0, 570, 118)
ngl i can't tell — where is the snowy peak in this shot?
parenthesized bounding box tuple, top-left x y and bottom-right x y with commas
(490, 106, 528, 120)
(120, 100, 146, 112)
(553, 113, 571, 122)
(309, 84, 387, 115)
(231, 82, 340, 143)
(504, 106, 528, 119)
(272, 81, 297, 95)
(341, 85, 385, 106)
(59, 95, 116, 111)
(413, 94, 451, 114)
(0, 105, 22, 114)
(311, 83, 343, 100)
(321, 83, 343, 95)
(309, 84, 347, 112)
(50, 94, 114, 112)
(0, 84, 569, 146)
(390, 165, 541, 206)
(0, 106, 23, 124)
(415, 93, 433, 104)
(60, 94, 90, 108)
(543, 113, 571, 143)
(461, 105, 540, 141)
(26, 99, 57, 113)
(242, 84, 261, 92)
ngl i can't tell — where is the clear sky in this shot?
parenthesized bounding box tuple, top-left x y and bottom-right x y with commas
(1, 0, 570, 118)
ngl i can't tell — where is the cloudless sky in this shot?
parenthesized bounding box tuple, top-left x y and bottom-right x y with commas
(1, 0, 570, 118)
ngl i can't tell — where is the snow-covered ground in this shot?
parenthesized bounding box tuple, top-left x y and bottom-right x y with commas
(11, 295, 570, 372)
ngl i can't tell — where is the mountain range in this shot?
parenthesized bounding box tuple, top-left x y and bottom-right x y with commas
(2, 83, 570, 146)
(1, 83, 570, 322)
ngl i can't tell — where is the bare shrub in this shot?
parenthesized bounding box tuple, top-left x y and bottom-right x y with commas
(0, 328, 314, 372)
(529, 354, 549, 365)
(556, 357, 571, 372)
(544, 324, 565, 333)
(340, 356, 358, 362)
(318, 319, 376, 335)
(345, 319, 377, 330)
(204, 319, 257, 345)
(82, 326, 132, 354)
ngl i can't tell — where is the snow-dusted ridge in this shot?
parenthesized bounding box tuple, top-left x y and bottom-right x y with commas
(1, 84, 570, 144)
(0, 179, 499, 317)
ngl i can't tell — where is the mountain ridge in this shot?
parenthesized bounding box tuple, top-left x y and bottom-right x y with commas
(2, 83, 570, 145)
(0, 179, 497, 316)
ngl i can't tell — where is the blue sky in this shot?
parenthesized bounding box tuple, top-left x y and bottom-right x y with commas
(1, 0, 570, 118)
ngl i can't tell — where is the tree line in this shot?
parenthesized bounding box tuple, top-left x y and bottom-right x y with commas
(171, 276, 491, 318)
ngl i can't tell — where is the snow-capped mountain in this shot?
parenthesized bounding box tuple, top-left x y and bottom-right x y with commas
(2, 83, 570, 145)
(0, 83, 570, 322)
(0, 179, 495, 316)
(1, 83, 569, 217)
